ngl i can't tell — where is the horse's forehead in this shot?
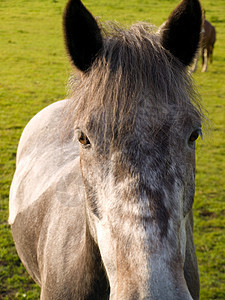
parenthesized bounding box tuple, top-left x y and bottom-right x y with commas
(116, 111, 190, 150)
(88, 104, 185, 137)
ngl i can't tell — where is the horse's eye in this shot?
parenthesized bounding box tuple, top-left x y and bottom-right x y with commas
(189, 129, 202, 143)
(78, 132, 90, 146)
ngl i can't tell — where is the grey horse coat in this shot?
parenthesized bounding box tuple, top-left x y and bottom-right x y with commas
(9, 0, 204, 299)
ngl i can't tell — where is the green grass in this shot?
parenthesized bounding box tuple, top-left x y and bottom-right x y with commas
(1, 0, 224, 299)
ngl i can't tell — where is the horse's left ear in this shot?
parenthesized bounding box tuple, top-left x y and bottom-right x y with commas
(63, 0, 103, 72)
(160, 0, 202, 66)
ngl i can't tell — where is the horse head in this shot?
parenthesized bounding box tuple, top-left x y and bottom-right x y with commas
(64, 0, 203, 299)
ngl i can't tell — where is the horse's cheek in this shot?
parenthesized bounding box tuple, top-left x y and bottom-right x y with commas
(79, 150, 101, 188)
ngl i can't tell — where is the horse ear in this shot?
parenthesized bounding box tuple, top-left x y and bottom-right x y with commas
(160, 0, 202, 66)
(63, 0, 103, 72)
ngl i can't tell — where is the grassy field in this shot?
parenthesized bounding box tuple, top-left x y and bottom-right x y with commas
(0, 0, 224, 299)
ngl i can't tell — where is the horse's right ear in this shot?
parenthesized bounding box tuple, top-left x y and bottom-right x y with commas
(63, 0, 103, 72)
(160, 0, 202, 66)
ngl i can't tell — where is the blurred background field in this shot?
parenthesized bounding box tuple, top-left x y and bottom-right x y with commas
(0, 0, 224, 299)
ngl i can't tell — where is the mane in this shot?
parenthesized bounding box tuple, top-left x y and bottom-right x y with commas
(65, 22, 204, 147)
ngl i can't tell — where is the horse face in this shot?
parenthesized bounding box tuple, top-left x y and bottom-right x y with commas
(76, 108, 201, 299)
(64, 0, 202, 299)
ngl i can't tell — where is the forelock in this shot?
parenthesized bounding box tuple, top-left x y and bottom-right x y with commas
(65, 22, 205, 148)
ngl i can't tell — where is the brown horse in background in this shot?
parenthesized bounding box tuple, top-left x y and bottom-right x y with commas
(192, 19, 216, 72)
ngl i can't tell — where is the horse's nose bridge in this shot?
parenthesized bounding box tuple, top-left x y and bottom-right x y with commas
(114, 259, 193, 300)
(99, 174, 192, 300)
(112, 253, 193, 300)
(105, 153, 191, 298)
(113, 167, 182, 237)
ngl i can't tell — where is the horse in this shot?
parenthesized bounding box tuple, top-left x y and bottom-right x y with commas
(9, 0, 204, 299)
(191, 19, 216, 72)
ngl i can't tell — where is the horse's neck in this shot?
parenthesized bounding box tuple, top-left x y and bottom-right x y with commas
(77, 224, 109, 298)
